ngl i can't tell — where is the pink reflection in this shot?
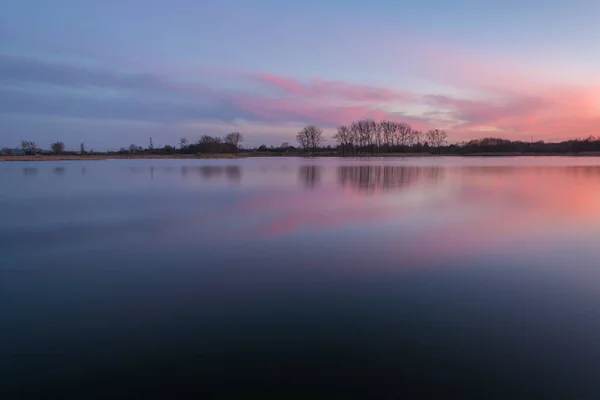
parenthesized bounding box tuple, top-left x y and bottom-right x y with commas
(228, 166, 600, 264)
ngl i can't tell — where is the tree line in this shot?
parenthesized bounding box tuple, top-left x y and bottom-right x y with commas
(291, 121, 448, 156)
(330, 120, 447, 155)
(2, 133, 245, 156)
(7, 127, 600, 156)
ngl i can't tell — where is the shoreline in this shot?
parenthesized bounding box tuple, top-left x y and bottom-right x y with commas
(1, 151, 600, 161)
(0, 154, 247, 161)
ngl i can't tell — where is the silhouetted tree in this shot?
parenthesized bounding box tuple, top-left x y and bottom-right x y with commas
(148, 137, 154, 153)
(426, 129, 447, 153)
(50, 141, 65, 154)
(225, 132, 244, 155)
(80, 143, 86, 154)
(412, 130, 424, 145)
(297, 125, 324, 156)
(180, 137, 188, 150)
(21, 141, 36, 155)
(2, 147, 13, 155)
(395, 123, 412, 148)
(333, 125, 352, 155)
(379, 121, 397, 151)
(296, 130, 310, 154)
(196, 135, 223, 153)
(350, 120, 377, 152)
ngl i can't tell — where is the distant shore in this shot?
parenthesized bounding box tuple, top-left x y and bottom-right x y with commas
(0, 153, 246, 161)
(2, 151, 600, 161)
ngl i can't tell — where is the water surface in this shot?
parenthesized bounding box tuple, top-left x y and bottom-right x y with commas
(2, 157, 600, 397)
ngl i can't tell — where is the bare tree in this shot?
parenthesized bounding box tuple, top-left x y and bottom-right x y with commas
(50, 141, 65, 154)
(129, 144, 137, 153)
(350, 122, 361, 152)
(280, 142, 290, 151)
(297, 125, 324, 156)
(148, 137, 154, 153)
(412, 130, 424, 145)
(309, 126, 325, 155)
(395, 123, 412, 148)
(80, 143, 86, 154)
(296, 130, 309, 154)
(179, 137, 188, 150)
(379, 121, 397, 151)
(333, 125, 351, 155)
(225, 132, 244, 155)
(200, 135, 222, 153)
(351, 120, 376, 153)
(21, 141, 37, 155)
(364, 119, 377, 150)
(426, 129, 448, 153)
(375, 123, 383, 152)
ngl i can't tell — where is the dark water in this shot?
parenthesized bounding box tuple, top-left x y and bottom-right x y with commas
(2, 157, 600, 398)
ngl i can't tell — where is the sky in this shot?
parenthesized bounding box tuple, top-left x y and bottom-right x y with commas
(1, 0, 600, 150)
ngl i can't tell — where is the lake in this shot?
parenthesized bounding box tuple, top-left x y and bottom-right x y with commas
(2, 156, 600, 397)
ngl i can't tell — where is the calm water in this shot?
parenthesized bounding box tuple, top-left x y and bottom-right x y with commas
(3, 157, 600, 397)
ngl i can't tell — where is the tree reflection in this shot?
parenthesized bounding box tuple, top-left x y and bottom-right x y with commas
(53, 167, 66, 176)
(200, 166, 223, 179)
(225, 166, 241, 182)
(22, 167, 37, 176)
(181, 166, 241, 182)
(338, 166, 444, 193)
(298, 165, 321, 189)
(126, 165, 241, 182)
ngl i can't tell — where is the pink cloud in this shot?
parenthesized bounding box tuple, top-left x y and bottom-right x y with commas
(229, 91, 436, 131)
(400, 41, 600, 141)
(432, 87, 600, 141)
(255, 73, 412, 103)
(198, 37, 600, 143)
(232, 63, 600, 142)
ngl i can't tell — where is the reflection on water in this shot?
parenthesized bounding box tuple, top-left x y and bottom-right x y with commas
(23, 167, 37, 176)
(4, 157, 600, 397)
(127, 165, 242, 182)
(338, 165, 443, 192)
(298, 165, 321, 188)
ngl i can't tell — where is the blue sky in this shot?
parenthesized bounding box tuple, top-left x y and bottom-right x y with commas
(2, 0, 600, 150)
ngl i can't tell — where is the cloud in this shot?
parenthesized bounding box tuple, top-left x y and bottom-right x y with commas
(255, 73, 412, 103)
(0, 54, 180, 92)
(0, 87, 257, 123)
(2, 48, 600, 148)
(425, 87, 600, 141)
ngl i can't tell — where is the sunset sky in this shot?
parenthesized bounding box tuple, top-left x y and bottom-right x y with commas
(2, 0, 600, 149)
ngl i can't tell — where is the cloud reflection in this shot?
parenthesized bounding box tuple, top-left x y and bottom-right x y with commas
(222, 165, 600, 266)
